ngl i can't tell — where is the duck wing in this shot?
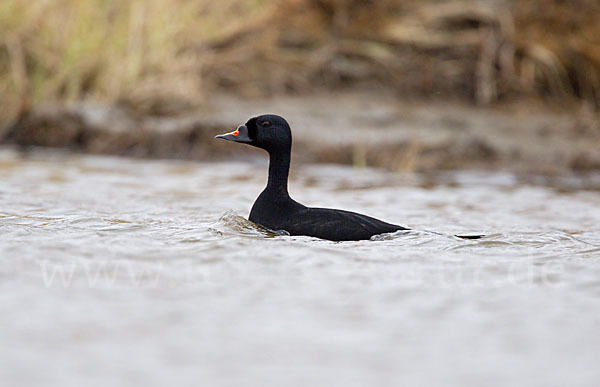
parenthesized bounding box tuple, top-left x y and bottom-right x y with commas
(282, 207, 408, 241)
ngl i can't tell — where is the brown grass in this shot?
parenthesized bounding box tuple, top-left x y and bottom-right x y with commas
(1, 0, 599, 126)
(0, 0, 273, 121)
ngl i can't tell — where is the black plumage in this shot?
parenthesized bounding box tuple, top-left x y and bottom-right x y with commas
(215, 114, 409, 241)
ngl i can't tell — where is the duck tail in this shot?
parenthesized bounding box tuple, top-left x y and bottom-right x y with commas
(455, 234, 485, 240)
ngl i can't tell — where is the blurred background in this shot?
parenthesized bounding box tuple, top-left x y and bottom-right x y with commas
(1, 0, 599, 174)
(2, 0, 600, 110)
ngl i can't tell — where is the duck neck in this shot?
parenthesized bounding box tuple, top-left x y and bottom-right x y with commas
(266, 148, 291, 196)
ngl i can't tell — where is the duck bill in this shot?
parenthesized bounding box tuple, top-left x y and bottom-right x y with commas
(215, 125, 252, 144)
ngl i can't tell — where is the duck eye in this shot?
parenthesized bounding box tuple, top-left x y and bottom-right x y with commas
(261, 121, 271, 128)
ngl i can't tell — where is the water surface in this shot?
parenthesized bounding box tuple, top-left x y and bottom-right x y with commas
(1, 148, 599, 386)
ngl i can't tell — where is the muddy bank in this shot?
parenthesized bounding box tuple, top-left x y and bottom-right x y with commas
(2, 92, 599, 175)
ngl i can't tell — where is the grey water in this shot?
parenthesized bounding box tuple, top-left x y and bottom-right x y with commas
(1, 148, 599, 387)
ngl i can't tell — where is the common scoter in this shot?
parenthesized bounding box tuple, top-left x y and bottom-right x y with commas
(216, 114, 481, 242)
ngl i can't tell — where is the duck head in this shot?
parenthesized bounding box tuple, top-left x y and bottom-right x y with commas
(215, 114, 292, 153)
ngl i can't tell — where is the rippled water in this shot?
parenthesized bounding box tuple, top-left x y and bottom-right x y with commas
(1, 148, 599, 387)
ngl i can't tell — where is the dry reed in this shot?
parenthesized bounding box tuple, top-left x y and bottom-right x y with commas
(1, 0, 599, 126)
